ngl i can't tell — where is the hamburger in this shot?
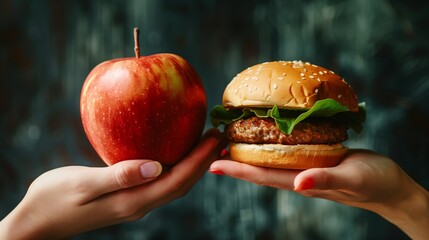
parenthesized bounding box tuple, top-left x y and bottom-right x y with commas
(210, 60, 365, 169)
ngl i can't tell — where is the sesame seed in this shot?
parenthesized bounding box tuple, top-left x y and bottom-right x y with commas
(315, 89, 319, 93)
(300, 73, 305, 77)
(309, 75, 315, 79)
(301, 77, 306, 80)
(330, 71, 335, 74)
(317, 78, 321, 82)
(319, 71, 324, 75)
(278, 77, 284, 80)
(297, 81, 301, 84)
(305, 62, 311, 65)
(273, 83, 278, 89)
(255, 71, 260, 75)
(323, 71, 328, 74)
(262, 62, 269, 64)
(282, 72, 286, 76)
(313, 73, 318, 76)
(338, 94, 342, 98)
(282, 63, 287, 66)
(251, 76, 258, 81)
(293, 61, 304, 68)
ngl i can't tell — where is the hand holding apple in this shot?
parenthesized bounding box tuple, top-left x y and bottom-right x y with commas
(0, 129, 228, 239)
(80, 28, 206, 166)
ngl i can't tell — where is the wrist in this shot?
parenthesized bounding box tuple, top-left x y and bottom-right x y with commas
(373, 176, 429, 240)
(0, 218, 11, 239)
(0, 211, 24, 240)
(0, 202, 44, 240)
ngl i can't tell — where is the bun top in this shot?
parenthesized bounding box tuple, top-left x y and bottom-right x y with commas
(223, 61, 358, 112)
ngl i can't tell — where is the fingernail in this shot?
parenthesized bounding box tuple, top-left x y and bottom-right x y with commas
(209, 169, 225, 175)
(140, 162, 162, 179)
(220, 149, 229, 157)
(294, 178, 314, 191)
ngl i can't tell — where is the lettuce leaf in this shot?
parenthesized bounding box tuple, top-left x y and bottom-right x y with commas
(210, 98, 366, 134)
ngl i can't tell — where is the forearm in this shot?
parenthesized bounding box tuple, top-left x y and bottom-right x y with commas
(373, 177, 429, 240)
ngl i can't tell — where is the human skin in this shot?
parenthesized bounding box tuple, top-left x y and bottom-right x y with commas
(0, 128, 228, 239)
(210, 150, 429, 240)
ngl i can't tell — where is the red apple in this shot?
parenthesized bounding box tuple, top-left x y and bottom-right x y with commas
(80, 28, 206, 166)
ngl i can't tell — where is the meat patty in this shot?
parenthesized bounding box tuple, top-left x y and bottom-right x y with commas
(225, 116, 348, 145)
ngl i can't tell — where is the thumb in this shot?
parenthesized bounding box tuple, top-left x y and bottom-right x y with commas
(98, 160, 163, 195)
(294, 167, 348, 191)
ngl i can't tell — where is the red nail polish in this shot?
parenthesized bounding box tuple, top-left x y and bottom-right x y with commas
(295, 178, 314, 191)
(220, 149, 229, 157)
(209, 169, 225, 175)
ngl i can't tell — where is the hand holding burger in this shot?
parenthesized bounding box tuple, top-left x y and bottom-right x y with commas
(210, 149, 429, 240)
(211, 60, 365, 169)
(210, 61, 429, 239)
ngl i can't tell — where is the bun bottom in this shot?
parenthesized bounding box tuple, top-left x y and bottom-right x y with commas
(229, 143, 348, 169)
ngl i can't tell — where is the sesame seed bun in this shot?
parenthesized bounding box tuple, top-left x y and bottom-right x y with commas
(222, 60, 358, 169)
(223, 61, 358, 112)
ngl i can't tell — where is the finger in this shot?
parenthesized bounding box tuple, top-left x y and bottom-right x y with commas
(210, 160, 300, 190)
(94, 160, 162, 197)
(295, 150, 397, 192)
(161, 128, 229, 196)
(294, 165, 362, 191)
(127, 128, 229, 207)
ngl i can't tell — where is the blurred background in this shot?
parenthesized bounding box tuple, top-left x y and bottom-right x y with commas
(1, 0, 429, 239)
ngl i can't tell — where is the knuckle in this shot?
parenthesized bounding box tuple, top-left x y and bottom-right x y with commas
(254, 168, 270, 187)
(114, 165, 133, 188)
(255, 177, 268, 187)
(319, 169, 332, 190)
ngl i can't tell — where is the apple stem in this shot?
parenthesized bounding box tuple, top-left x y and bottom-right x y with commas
(134, 27, 140, 58)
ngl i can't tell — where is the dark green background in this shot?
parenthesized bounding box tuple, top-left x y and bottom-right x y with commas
(1, 0, 428, 239)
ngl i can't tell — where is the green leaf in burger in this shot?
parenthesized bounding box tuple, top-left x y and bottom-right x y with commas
(211, 60, 366, 170)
